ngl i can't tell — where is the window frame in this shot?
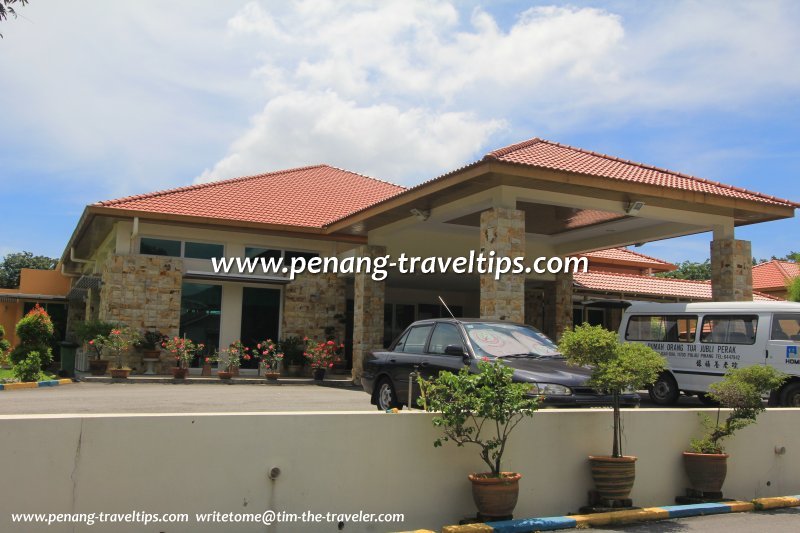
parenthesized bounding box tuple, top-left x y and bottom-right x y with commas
(426, 322, 466, 356)
(624, 314, 698, 343)
(700, 314, 759, 345)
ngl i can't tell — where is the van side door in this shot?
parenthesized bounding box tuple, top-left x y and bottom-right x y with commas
(767, 313, 800, 377)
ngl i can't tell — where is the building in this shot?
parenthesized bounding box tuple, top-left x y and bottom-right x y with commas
(0, 268, 71, 354)
(59, 138, 798, 379)
(752, 260, 800, 299)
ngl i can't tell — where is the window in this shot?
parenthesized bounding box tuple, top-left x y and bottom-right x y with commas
(625, 315, 698, 342)
(179, 283, 222, 365)
(427, 323, 464, 354)
(285, 250, 319, 263)
(140, 237, 181, 257)
(771, 314, 800, 341)
(245, 247, 281, 260)
(398, 325, 433, 354)
(700, 315, 758, 345)
(185, 242, 224, 260)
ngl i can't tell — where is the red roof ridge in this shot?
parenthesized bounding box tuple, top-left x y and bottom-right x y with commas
(583, 247, 676, 267)
(325, 165, 406, 191)
(773, 259, 797, 279)
(95, 164, 332, 207)
(489, 138, 799, 208)
(578, 270, 714, 285)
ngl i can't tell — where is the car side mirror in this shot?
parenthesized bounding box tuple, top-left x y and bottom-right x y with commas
(444, 344, 465, 357)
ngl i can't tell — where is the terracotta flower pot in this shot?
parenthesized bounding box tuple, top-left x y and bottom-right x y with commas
(201, 364, 212, 377)
(218, 371, 233, 380)
(588, 455, 637, 501)
(683, 452, 728, 494)
(110, 368, 130, 379)
(89, 359, 109, 376)
(467, 472, 521, 519)
(172, 367, 188, 380)
(265, 371, 280, 382)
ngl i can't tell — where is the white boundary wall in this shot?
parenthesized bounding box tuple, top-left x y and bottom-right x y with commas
(1, 408, 799, 532)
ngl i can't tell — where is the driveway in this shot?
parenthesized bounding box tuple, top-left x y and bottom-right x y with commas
(0, 382, 375, 415)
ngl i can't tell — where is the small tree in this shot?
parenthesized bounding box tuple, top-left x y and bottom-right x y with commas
(93, 327, 140, 369)
(559, 324, 665, 458)
(10, 304, 53, 366)
(690, 366, 787, 454)
(418, 359, 539, 477)
(0, 324, 11, 366)
(787, 277, 800, 302)
(73, 320, 117, 359)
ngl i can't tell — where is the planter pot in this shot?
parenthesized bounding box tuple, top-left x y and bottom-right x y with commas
(172, 367, 188, 380)
(467, 472, 521, 519)
(110, 368, 130, 379)
(287, 364, 303, 377)
(88, 359, 109, 376)
(683, 452, 728, 494)
(588, 456, 637, 501)
(218, 371, 233, 380)
(313, 368, 326, 381)
(231, 367, 240, 377)
(201, 364, 212, 377)
(264, 371, 280, 382)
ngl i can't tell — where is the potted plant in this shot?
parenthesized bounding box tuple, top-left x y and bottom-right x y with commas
(418, 359, 538, 519)
(137, 330, 165, 358)
(258, 339, 283, 381)
(162, 336, 203, 379)
(73, 319, 116, 376)
(281, 336, 305, 377)
(94, 326, 140, 379)
(304, 338, 343, 381)
(218, 342, 245, 379)
(684, 365, 787, 496)
(558, 324, 665, 504)
(201, 353, 214, 377)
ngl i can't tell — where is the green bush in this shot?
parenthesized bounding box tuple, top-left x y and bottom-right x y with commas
(73, 319, 117, 359)
(0, 324, 10, 365)
(418, 359, 539, 477)
(690, 365, 787, 454)
(281, 336, 306, 366)
(10, 305, 53, 366)
(559, 324, 665, 457)
(13, 350, 43, 383)
(787, 277, 800, 302)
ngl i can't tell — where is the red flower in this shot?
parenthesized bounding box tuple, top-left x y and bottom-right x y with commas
(88, 340, 94, 345)
(204, 357, 210, 363)
(481, 356, 490, 362)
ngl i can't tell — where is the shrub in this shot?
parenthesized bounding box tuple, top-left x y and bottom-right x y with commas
(559, 324, 665, 457)
(13, 350, 43, 383)
(11, 305, 53, 366)
(93, 327, 141, 369)
(690, 365, 787, 454)
(280, 336, 305, 366)
(73, 320, 117, 359)
(418, 359, 539, 477)
(0, 324, 10, 366)
(787, 277, 800, 302)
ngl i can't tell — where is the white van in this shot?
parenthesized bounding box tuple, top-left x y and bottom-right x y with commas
(619, 301, 800, 407)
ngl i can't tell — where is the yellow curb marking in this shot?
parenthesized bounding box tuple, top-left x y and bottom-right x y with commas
(725, 501, 755, 513)
(752, 496, 800, 510)
(442, 524, 493, 533)
(3, 382, 38, 390)
(58, 379, 73, 385)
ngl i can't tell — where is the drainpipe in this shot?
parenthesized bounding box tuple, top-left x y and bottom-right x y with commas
(131, 216, 139, 241)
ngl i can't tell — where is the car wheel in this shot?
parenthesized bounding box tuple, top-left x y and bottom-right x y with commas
(375, 378, 402, 411)
(780, 382, 800, 407)
(697, 393, 719, 406)
(648, 372, 679, 406)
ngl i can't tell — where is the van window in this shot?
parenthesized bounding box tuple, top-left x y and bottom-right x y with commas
(625, 315, 698, 342)
(771, 314, 800, 341)
(700, 315, 758, 345)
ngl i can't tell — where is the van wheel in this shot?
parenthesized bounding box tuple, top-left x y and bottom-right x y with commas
(780, 382, 800, 407)
(649, 373, 679, 406)
(375, 378, 402, 411)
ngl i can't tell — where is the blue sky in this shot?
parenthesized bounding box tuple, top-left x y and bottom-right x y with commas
(1, 0, 798, 263)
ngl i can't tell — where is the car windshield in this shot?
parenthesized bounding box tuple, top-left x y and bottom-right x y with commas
(463, 323, 561, 358)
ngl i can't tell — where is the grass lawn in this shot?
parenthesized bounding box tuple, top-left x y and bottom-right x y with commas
(0, 368, 57, 383)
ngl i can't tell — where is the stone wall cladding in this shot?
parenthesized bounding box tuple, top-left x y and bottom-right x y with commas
(710, 239, 753, 302)
(352, 245, 386, 382)
(524, 286, 545, 331)
(282, 272, 346, 342)
(99, 255, 184, 372)
(544, 272, 573, 341)
(479, 207, 525, 323)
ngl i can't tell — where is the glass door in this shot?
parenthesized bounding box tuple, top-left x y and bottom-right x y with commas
(240, 287, 281, 370)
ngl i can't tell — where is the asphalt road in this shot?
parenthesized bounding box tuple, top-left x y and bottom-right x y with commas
(0, 382, 376, 414)
(561, 507, 800, 532)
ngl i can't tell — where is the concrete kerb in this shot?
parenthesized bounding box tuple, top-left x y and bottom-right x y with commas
(411, 495, 800, 533)
(78, 375, 357, 388)
(0, 378, 73, 391)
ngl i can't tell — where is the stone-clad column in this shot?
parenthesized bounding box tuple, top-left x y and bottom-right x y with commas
(352, 245, 386, 384)
(480, 207, 525, 323)
(710, 239, 753, 301)
(544, 271, 573, 340)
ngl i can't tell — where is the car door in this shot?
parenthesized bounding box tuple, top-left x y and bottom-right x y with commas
(389, 323, 434, 404)
(420, 322, 469, 383)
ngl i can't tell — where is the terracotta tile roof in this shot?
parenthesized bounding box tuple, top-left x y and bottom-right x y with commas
(752, 260, 800, 290)
(581, 247, 676, 269)
(95, 165, 405, 228)
(574, 271, 779, 301)
(485, 138, 799, 208)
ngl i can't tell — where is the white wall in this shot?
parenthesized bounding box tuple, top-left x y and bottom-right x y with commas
(2, 409, 798, 532)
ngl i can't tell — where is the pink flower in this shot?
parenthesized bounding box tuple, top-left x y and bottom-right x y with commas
(257, 344, 261, 349)
(88, 340, 94, 345)
(481, 356, 490, 362)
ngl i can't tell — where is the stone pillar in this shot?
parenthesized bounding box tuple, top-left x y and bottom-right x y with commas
(479, 207, 525, 323)
(544, 272, 573, 341)
(352, 245, 386, 384)
(99, 255, 184, 372)
(710, 239, 753, 301)
(282, 272, 346, 342)
(524, 285, 544, 331)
